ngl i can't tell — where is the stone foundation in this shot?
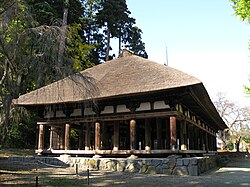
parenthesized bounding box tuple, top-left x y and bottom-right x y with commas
(8, 154, 219, 176)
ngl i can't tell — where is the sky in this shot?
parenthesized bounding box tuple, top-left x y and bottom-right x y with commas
(121, 0, 250, 106)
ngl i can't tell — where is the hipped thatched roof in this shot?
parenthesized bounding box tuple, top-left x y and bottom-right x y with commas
(15, 53, 201, 105)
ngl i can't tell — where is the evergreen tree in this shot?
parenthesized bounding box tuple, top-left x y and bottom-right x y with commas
(96, 0, 147, 61)
(124, 26, 148, 58)
(81, 0, 105, 64)
(96, 0, 133, 61)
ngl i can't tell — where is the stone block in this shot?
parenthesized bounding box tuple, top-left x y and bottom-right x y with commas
(152, 159, 162, 167)
(188, 165, 199, 176)
(190, 158, 198, 165)
(162, 159, 170, 164)
(147, 166, 157, 174)
(183, 158, 190, 166)
(139, 165, 148, 173)
(173, 166, 188, 176)
(168, 159, 176, 169)
(156, 165, 163, 174)
(107, 160, 117, 171)
(125, 162, 138, 172)
(176, 158, 183, 166)
(162, 168, 173, 175)
(162, 163, 169, 169)
(117, 161, 126, 172)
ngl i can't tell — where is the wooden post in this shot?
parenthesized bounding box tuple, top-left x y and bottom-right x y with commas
(101, 122, 107, 149)
(65, 123, 70, 150)
(145, 118, 151, 151)
(170, 116, 177, 151)
(85, 124, 91, 150)
(188, 124, 194, 150)
(156, 118, 162, 149)
(38, 124, 44, 150)
(180, 120, 187, 150)
(130, 119, 136, 150)
(113, 122, 119, 151)
(49, 126, 53, 149)
(95, 122, 101, 150)
(60, 126, 65, 150)
(78, 124, 83, 150)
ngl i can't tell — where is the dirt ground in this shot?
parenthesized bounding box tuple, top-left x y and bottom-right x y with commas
(1, 157, 250, 187)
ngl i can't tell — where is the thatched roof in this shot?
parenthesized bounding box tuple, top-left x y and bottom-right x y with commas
(15, 53, 201, 105)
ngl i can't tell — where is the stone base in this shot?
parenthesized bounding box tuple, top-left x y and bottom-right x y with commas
(7, 154, 219, 176)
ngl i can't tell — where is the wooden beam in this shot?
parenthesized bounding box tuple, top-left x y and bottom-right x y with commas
(37, 111, 181, 123)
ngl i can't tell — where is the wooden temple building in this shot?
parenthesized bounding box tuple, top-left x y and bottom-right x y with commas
(15, 50, 227, 156)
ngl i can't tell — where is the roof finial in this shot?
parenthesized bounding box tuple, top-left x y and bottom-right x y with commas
(119, 49, 134, 58)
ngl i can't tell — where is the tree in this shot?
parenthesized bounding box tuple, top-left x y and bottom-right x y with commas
(231, 0, 250, 22)
(124, 26, 148, 58)
(214, 93, 250, 151)
(81, 0, 105, 64)
(96, 0, 137, 61)
(0, 0, 86, 146)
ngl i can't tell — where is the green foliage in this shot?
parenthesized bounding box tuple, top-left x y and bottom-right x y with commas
(96, 0, 147, 60)
(231, 1, 250, 96)
(4, 107, 36, 148)
(124, 26, 148, 58)
(0, 0, 148, 148)
(227, 142, 234, 150)
(66, 23, 95, 71)
(231, 0, 250, 22)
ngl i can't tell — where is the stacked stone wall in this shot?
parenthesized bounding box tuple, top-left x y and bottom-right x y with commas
(8, 154, 219, 176)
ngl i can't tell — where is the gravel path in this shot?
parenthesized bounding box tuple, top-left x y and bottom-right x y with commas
(1, 158, 250, 186)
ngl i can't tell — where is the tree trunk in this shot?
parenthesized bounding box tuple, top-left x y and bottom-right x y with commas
(235, 136, 241, 152)
(0, 94, 13, 144)
(57, 0, 68, 76)
(105, 28, 110, 61)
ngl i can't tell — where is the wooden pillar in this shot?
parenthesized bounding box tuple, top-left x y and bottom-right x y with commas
(170, 116, 177, 150)
(78, 125, 83, 150)
(38, 124, 44, 150)
(49, 126, 53, 149)
(113, 123, 119, 151)
(156, 118, 162, 149)
(101, 122, 108, 149)
(145, 118, 151, 151)
(180, 120, 187, 150)
(193, 126, 198, 150)
(60, 126, 65, 150)
(50, 126, 59, 149)
(65, 123, 70, 150)
(95, 122, 101, 150)
(130, 119, 136, 150)
(165, 120, 170, 149)
(201, 130, 205, 151)
(205, 131, 208, 151)
(85, 124, 91, 150)
(188, 124, 194, 150)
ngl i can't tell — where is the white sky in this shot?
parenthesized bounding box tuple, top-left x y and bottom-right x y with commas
(114, 0, 250, 106)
